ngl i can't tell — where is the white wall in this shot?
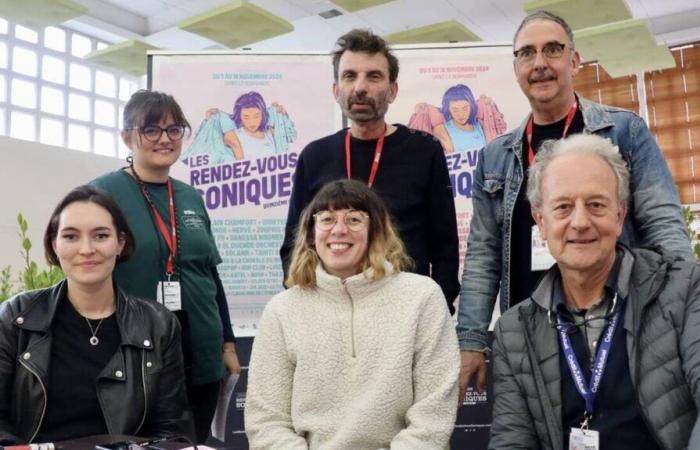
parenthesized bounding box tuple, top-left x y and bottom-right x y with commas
(0, 136, 123, 278)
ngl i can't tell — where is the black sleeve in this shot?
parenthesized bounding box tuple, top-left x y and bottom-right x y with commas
(212, 267, 235, 342)
(280, 148, 310, 285)
(141, 312, 196, 441)
(0, 301, 21, 445)
(427, 145, 460, 314)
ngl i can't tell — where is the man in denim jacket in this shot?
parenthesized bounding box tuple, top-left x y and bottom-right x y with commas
(456, 10, 692, 403)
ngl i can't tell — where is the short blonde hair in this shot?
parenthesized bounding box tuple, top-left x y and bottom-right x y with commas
(286, 179, 412, 288)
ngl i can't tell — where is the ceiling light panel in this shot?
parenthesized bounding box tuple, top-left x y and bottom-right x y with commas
(598, 44, 676, 78)
(85, 40, 159, 77)
(574, 19, 657, 63)
(0, 0, 88, 31)
(384, 20, 481, 45)
(178, 0, 294, 49)
(523, 0, 632, 30)
(330, 0, 396, 13)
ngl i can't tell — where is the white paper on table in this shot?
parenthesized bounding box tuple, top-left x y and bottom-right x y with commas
(210, 373, 240, 441)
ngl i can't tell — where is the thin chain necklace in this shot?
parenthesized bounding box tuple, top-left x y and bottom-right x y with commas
(85, 317, 105, 346)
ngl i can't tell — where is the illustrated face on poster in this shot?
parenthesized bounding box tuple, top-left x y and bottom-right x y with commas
(181, 90, 296, 166)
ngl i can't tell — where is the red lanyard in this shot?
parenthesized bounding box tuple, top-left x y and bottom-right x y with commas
(526, 100, 578, 165)
(345, 124, 386, 188)
(137, 177, 177, 276)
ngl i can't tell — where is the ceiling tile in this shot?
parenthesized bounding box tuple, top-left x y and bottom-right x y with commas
(330, 0, 396, 13)
(523, 0, 632, 30)
(384, 20, 481, 44)
(600, 44, 676, 77)
(574, 18, 656, 62)
(85, 39, 159, 76)
(178, 0, 294, 49)
(0, 0, 88, 31)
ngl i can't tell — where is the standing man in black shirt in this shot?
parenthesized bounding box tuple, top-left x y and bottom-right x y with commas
(280, 29, 460, 313)
(457, 10, 692, 403)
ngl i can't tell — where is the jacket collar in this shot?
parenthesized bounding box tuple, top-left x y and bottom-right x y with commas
(113, 288, 155, 349)
(521, 245, 669, 368)
(13, 281, 66, 332)
(15, 279, 153, 350)
(529, 244, 635, 313)
(501, 93, 615, 150)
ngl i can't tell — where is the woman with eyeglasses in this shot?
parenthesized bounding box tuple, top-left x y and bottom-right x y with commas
(245, 179, 460, 450)
(91, 90, 240, 443)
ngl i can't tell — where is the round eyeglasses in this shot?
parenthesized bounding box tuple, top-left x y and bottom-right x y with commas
(133, 124, 187, 143)
(313, 210, 369, 231)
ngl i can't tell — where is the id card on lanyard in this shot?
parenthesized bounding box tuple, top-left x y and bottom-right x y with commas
(157, 280, 182, 311)
(345, 125, 386, 188)
(558, 293, 619, 450)
(569, 427, 599, 449)
(134, 172, 182, 311)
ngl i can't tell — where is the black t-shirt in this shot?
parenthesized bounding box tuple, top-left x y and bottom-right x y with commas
(509, 108, 585, 307)
(36, 294, 120, 441)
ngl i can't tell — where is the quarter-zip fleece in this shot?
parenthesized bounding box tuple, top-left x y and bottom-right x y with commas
(245, 264, 460, 450)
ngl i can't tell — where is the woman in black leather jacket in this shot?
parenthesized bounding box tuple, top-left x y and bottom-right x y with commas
(0, 185, 193, 444)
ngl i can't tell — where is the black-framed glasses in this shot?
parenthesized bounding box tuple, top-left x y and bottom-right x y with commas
(513, 42, 568, 63)
(133, 124, 187, 143)
(313, 210, 369, 231)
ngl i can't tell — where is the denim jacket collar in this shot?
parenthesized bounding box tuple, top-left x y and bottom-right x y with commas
(500, 93, 616, 151)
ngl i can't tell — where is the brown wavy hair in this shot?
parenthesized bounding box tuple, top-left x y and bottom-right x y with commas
(286, 179, 412, 288)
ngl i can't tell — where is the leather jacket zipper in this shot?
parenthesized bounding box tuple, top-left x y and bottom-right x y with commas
(20, 359, 47, 443)
(135, 349, 148, 434)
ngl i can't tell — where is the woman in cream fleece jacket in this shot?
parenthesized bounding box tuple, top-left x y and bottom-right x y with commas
(245, 179, 460, 450)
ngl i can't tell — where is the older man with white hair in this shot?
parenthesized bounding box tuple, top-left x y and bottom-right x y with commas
(488, 133, 700, 450)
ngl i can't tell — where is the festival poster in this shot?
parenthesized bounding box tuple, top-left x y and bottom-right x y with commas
(389, 46, 530, 446)
(151, 53, 340, 337)
(150, 47, 530, 336)
(390, 44, 530, 283)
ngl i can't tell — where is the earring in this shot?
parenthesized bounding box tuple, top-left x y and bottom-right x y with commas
(126, 154, 133, 164)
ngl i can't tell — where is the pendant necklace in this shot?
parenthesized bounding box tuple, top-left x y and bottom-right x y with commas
(85, 317, 105, 346)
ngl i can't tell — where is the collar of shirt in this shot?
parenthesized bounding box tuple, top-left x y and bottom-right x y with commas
(552, 248, 625, 321)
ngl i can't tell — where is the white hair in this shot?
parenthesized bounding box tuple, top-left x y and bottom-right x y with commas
(527, 133, 630, 210)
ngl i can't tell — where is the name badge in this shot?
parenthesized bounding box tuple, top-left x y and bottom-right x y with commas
(569, 428, 599, 450)
(531, 225, 556, 271)
(156, 281, 182, 311)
